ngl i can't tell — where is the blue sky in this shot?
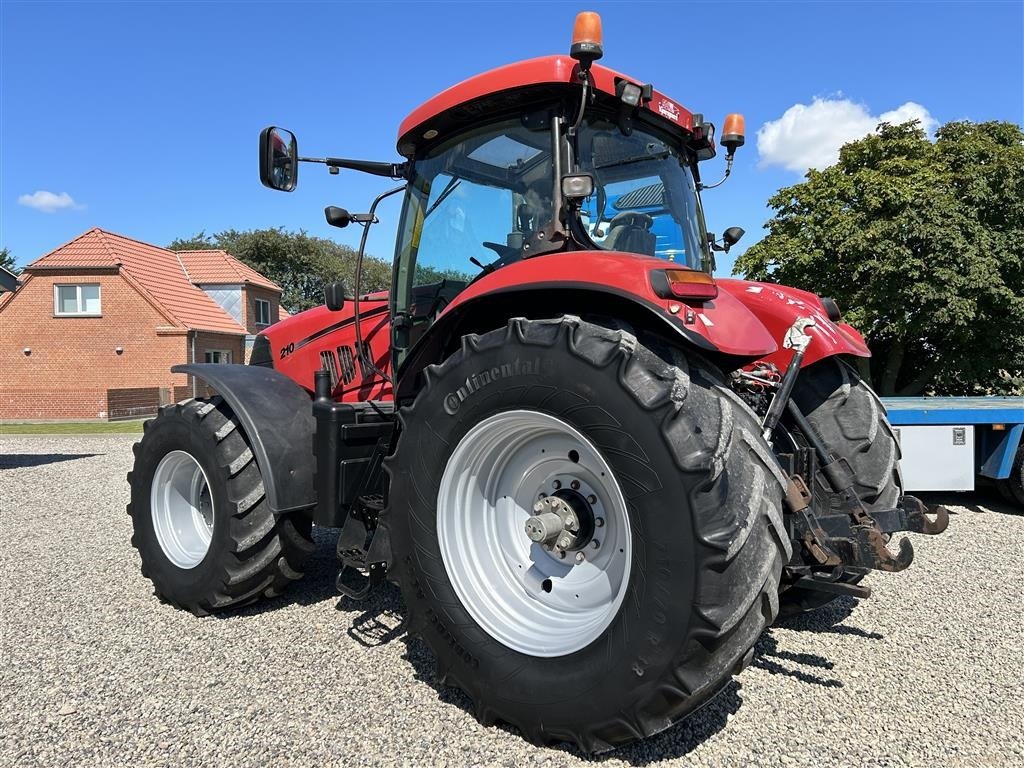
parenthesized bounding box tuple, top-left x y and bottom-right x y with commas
(2, 1, 1022, 275)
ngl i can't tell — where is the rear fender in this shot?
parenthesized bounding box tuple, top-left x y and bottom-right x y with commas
(397, 284, 775, 400)
(172, 363, 316, 514)
(718, 279, 870, 369)
(438, 251, 777, 358)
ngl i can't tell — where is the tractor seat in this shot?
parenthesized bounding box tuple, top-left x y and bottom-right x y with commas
(603, 211, 656, 257)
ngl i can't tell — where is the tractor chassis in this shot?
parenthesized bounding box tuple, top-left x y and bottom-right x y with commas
(311, 359, 949, 603)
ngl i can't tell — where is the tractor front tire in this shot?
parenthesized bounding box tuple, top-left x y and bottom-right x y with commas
(128, 398, 314, 615)
(778, 357, 902, 617)
(384, 317, 789, 752)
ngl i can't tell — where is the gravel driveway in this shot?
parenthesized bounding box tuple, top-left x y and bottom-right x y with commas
(2, 435, 1022, 767)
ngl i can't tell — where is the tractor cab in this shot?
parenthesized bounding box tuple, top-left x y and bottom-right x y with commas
(391, 108, 712, 353)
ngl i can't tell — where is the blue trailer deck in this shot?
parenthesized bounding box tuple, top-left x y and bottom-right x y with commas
(880, 397, 1024, 496)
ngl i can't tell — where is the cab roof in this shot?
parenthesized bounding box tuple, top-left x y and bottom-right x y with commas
(397, 55, 695, 158)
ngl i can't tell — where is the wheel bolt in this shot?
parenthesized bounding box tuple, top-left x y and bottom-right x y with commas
(571, 480, 580, 490)
(575, 552, 585, 564)
(553, 480, 562, 490)
(558, 550, 566, 559)
(591, 539, 600, 550)
(595, 517, 604, 528)
(587, 494, 597, 504)
(538, 492, 547, 500)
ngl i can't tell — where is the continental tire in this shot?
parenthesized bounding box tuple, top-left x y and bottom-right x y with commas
(127, 398, 314, 615)
(384, 316, 789, 752)
(998, 443, 1024, 508)
(779, 357, 903, 616)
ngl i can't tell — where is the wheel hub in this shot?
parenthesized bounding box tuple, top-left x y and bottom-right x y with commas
(525, 489, 596, 558)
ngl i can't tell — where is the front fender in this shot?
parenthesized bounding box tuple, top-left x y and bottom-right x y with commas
(718, 279, 870, 369)
(172, 363, 316, 514)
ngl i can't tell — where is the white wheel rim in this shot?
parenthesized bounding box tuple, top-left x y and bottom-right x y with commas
(151, 450, 215, 569)
(437, 410, 632, 657)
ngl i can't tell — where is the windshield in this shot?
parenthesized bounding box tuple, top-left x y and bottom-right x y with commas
(574, 119, 706, 270)
(393, 118, 554, 350)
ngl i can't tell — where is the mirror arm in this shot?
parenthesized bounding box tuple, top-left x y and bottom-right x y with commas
(300, 156, 408, 179)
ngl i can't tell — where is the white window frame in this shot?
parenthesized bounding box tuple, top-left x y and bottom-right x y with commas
(53, 283, 102, 317)
(204, 350, 233, 364)
(254, 298, 271, 326)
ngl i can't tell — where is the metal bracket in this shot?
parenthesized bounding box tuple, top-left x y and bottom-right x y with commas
(783, 316, 816, 352)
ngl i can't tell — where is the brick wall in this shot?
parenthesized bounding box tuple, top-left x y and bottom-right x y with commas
(242, 286, 282, 335)
(107, 386, 172, 419)
(0, 271, 243, 420)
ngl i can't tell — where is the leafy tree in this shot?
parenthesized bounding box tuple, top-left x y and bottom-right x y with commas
(735, 120, 1024, 396)
(169, 228, 392, 312)
(0, 247, 19, 274)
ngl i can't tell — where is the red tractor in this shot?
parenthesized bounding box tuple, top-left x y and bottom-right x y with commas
(128, 13, 947, 752)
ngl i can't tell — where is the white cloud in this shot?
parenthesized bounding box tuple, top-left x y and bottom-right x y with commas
(17, 190, 84, 213)
(757, 98, 937, 173)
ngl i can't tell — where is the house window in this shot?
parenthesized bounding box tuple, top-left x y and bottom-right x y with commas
(54, 284, 101, 316)
(204, 350, 233, 364)
(254, 298, 271, 326)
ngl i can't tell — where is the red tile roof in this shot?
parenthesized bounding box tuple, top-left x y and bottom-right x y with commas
(25, 228, 249, 335)
(175, 250, 281, 292)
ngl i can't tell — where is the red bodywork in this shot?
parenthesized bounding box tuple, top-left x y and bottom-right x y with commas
(262, 254, 868, 401)
(397, 55, 698, 156)
(264, 296, 393, 402)
(263, 54, 868, 398)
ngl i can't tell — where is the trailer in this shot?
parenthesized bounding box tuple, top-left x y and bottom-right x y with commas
(881, 397, 1024, 506)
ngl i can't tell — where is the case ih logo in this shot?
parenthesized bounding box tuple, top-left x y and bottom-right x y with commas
(657, 98, 680, 122)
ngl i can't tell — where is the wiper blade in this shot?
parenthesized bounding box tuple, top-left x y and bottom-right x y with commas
(425, 176, 461, 219)
(593, 149, 672, 170)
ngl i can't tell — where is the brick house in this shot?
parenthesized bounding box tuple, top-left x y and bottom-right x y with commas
(0, 228, 287, 420)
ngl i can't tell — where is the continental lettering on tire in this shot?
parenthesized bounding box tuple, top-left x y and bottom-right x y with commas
(443, 356, 543, 415)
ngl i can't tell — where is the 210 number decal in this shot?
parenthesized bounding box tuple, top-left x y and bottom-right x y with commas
(279, 342, 295, 360)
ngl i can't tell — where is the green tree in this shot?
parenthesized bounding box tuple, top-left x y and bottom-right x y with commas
(735, 120, 1024, 396)
(0, 247, 19, 274)
(169, 228, 392, 312)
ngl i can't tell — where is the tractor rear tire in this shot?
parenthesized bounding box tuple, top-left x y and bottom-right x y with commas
(998, 443, 1024, 508)
(778, 357, 902, 617)
(384, 316, 789, 752)
(128, 397, 315, 615)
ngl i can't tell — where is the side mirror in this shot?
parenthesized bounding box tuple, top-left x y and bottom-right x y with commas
(721, 114, 745, 157)
(324, 281, 346, 312)
(722, 226, 745, 252)
(259, 126, 298, 191)
(325, 206, 353, 229)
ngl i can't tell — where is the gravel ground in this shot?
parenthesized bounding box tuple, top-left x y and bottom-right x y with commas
(2, 435, 1022, 767)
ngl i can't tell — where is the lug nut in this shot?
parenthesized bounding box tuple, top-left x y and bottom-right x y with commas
(553, 480, 562, 490)
(571, 480, 580, 490)
(558, 550, 566, 559)
(591, 539, 600, 549)
(595, 517, 604, 528)
(575, 552, 586, 564)
(538, 492, 547, 500)
(587, 494, 597, 504)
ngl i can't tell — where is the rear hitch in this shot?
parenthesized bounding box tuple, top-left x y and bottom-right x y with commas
(901, 495, 950, 535)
